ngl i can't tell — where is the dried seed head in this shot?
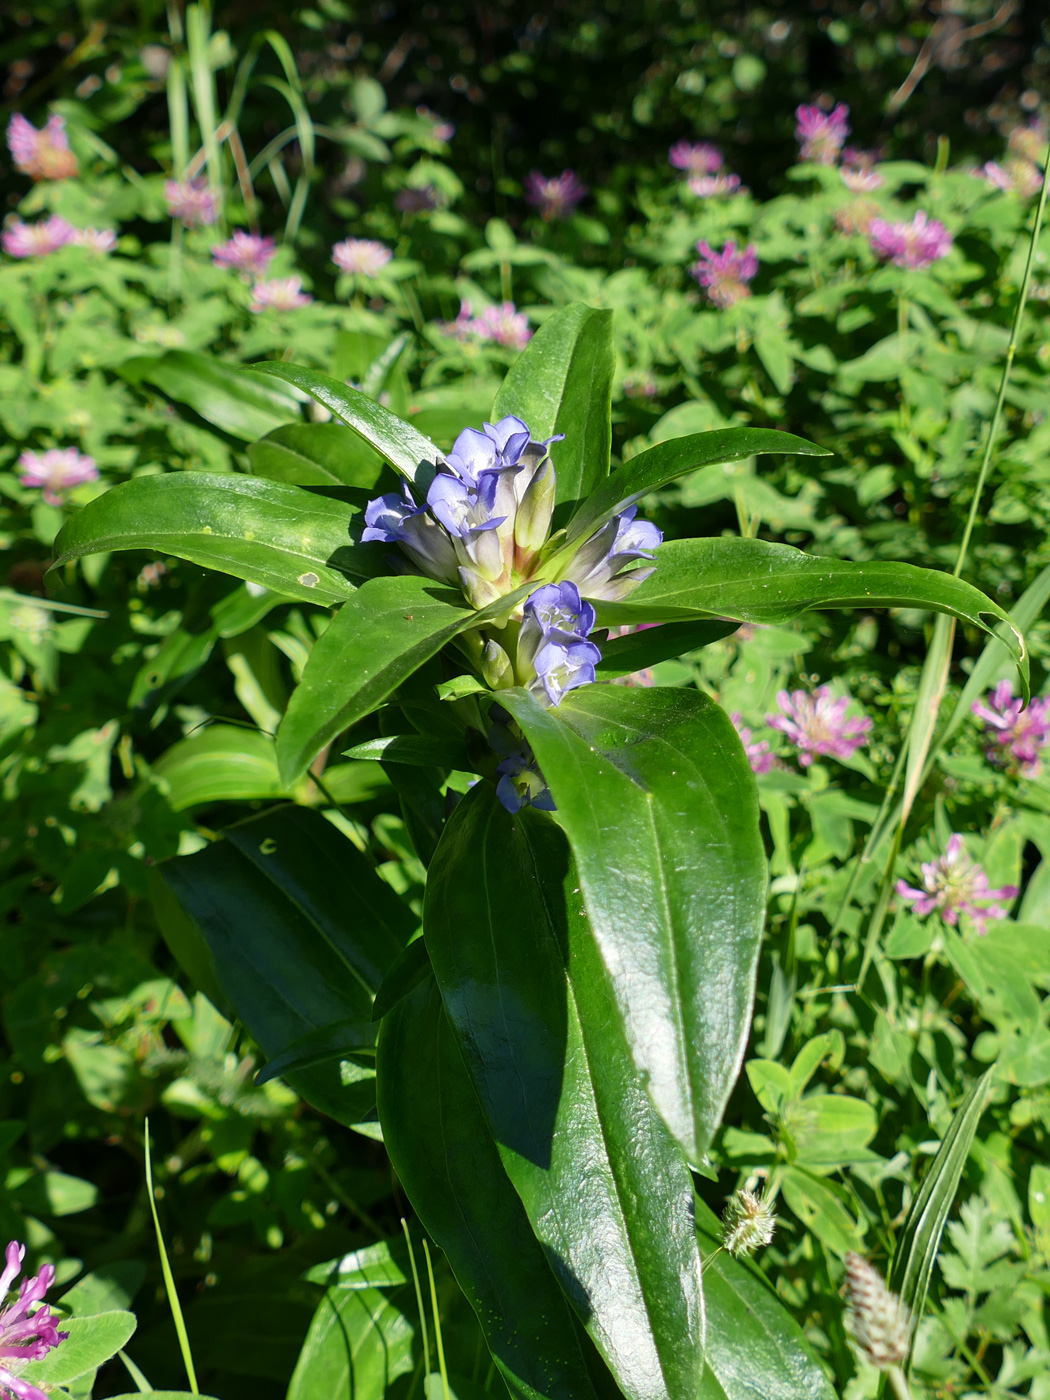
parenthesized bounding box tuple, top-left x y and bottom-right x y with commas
(844, 1252, 911, 1370)
(720, 1188, 777, 1258)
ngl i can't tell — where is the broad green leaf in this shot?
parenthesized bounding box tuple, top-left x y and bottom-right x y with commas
(425, 786, 704, 1400)
(153, 725, 288, 810)
(21, 1312, 137, 1386)
(345, 733, 473, 769)
(286, 1287, 414, 1400)
(887, 1068, 993, 1343)
(122, 350, 303, 441)
(782, 1093, 878, 1168)
(251, 362, 441, 487)
(597, 537, 1028, 693)
(780, 1167, 865, 1258)
(695, 1200, 837, 1400)
(491, 302, 615, 518)
(50, 474, 375, 607)
(152, 805, 413, 1124)
(595, 620, 737, 677)
(276, 576, 530, 786)
(563, 428, 832, 544)
(247, 422, 384, 488)
(499, 686, 766, 1167)
(371, 937, 431, 1021)
(254, 1017, 375, 1084)
(376, 980, 603, 1400)
(304, 1239, 410, 1289)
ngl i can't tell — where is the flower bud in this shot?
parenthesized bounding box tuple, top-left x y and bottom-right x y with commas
(481, 639, 514, 689)
(844, 1252, 910, 1371)
(514, 459, 556, 556)
(719, 1188, 776, 1259)
(459, 567, 505, 611)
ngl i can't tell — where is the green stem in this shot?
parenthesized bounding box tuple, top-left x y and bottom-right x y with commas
(887, 1365, 913, 1400)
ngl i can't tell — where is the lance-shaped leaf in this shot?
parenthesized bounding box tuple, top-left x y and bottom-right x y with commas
(491, 302, 614, 518)
(251, 362, 441, 488)
(376, 980, 604, 1400)
(596, 537, 1027, 694)
(563, 429, 832, 545)
(248, 422, 384, 488)
(425, 785, 704, 1400)
(499, 686, 766, 1167)
(122, 350, 304, 441)
(595, 620, 737, 677)
(50, 474, 375, 606)
(276, 577, 531, 786)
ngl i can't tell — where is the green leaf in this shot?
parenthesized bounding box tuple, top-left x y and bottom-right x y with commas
(248, 422, 384, 488)
(694, 1200, 837, 1400)
(499, 686, 766, 1166)
(154, 725, 289, 810)
(780, 1167, 865, 1258)
(276, 577, 530, 786)
(345, 733, 473, 769)
(371, 937, 431, 1021)
(599, 537, 1028, 694)
(152, 805, 413, 1124)
(286, 1287, 415, 1400)
(491, 302, 614, 518)
(595, 620, 737, 676)
(563, 429, 832, 545)
(251, 362, 441, 488)
(109, 1394, 220, 1399)
(887, 1069, 993, 1344)
(304, 1239, 410, 1289)
(254, 1017, 375, 1085)
(122, 350, 303, 441)
(425, 786, 704, 1400)
(21, 1312, 137, 1386)
(376, 980, 603, 1400)
(50, 473, 374, 607)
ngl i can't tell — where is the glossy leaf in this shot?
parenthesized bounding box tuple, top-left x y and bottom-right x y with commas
(371, 937, 431, 1021)
(286, 1287, 414, 1400)
(248, 422, 384, 487)
(564, 428, 832, 544)
(597, 537, 1027, 693)
(251, 362, 441, 488)
(694, 1200, 836, 1400)
(887, 1068, 993, 1343)
(21, 1312, 137, 1386)
(425, 785, 704, 1400)
(376, 980, 604, 1400)
(152, 805, 412, 1124)
(499, 686, 766, 1166)
(345, 733, 473, 769)
(50, 473, 373, 607)
(491, 302, 614, 516)
(153, 725, 288, 810)
(304, 1239, 410, 1290)
(122, 350, 303, 441)
(595, 619, 737, 677)
(276, 576, 530, 786)
(253, 1017, 375, 1085)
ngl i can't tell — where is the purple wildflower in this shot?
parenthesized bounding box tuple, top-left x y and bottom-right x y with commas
(668, 141, 723, 176)
(767, 685, 872, 767)
(472, 302, 532, 349)
(69, 227, 117, 252)
(332, 238, 392, 277)
(361, 482, 460, 585)
(731, 713, 775, 774)
(841, 165, 884, 193)
(690, 239, 759, 308)
(6, 113, 78, 181)
(164, 178, 217, 227)
(2, 216, 74, 258)
(560, 506, 662, 602)
(896, 834, 1017, 936)
(972, 679, 1050, 777)
(868, 211, 952, 270)
(980, 157, 1042, 198)
(249, 276, 312, 312)
(0, 1240, 69, 1400)
(212, 230, 276, 276)
(396, 185, 441, 213)
(795, 102, 850, 164)
(524, 169, 588, 220)
(688, 173, 743, 198)
(18, 447, 98, 504)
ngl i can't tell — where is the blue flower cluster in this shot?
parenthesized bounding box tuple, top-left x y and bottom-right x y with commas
(517, 581, 600, 706)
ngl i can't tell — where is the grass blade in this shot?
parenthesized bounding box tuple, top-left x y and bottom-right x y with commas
(143, 1119, 199, 1396)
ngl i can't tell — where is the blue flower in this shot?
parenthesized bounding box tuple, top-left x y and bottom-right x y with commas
(561, 506, 663, 601)
(361, 484, 460, 584)
(517, 581, 601, 706)
(532, 634, 602, 706)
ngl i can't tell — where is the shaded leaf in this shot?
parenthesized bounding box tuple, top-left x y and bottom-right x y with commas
(248, 422, 384, 488)
(123, 350, 303, 441)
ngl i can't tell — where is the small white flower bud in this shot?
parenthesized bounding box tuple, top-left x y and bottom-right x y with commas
(481, 639, 513, 689)
(844, 1252, 911, 1371)
(719, 1188, 776, 1258)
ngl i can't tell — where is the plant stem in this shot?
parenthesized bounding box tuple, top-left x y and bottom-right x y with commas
(887, 1365, 913, 1400)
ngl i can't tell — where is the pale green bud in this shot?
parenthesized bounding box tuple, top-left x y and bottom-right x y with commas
(481, 638, 514, 689)
(514, 460, 556, 555)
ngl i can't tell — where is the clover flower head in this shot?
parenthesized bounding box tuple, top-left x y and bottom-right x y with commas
(971, 679, 1050, 777)
(396, 185, 442, 213)
(896, 833, 1017, 936)
(731, 713, 774, 774)
(767, 685, 872, 767)
(982, 156, 1043, 198)
(6, 112, 78, 181)
(164, 177, 217, 226)
(2, 216, 75, 259)
(0, 1239, 69, 1400)
(69, 227, 117, 252)
(834, 199, 880, 236)
(18, 447, 99, 505)
(981, 160, 1014, 191)
(212, 230, 276, 276)
(524, 168, 588, 220)
(795, 102, 850, 164)
(844, 1253, 910, 1372)
(332, 238, 392, 277)
(841, 164, 884, 192)
(249, 276, 312, 312)
(691, 239, 759, 308)
(473, 302, 533, 349)
(688, 173, 743, 198)
(868, 211, 952, 269)
(720, 1189, 777, 1258)
(668, 140, 724, 175)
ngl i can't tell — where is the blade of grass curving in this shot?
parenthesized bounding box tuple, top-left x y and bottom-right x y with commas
(401, 1219, 431, 1379)
(258, 76, 314, 241)
(118, 1350, 152, 1393)
(887, 1069, 994, 1368)
(143, 1120, 199, 1396)
(185, 4, 224, 219)
(422, 1240, 451, 1400)
(900, 614, 955, 826)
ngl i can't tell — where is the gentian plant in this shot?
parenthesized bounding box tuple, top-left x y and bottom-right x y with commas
(49, 303, 1028, 1400)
